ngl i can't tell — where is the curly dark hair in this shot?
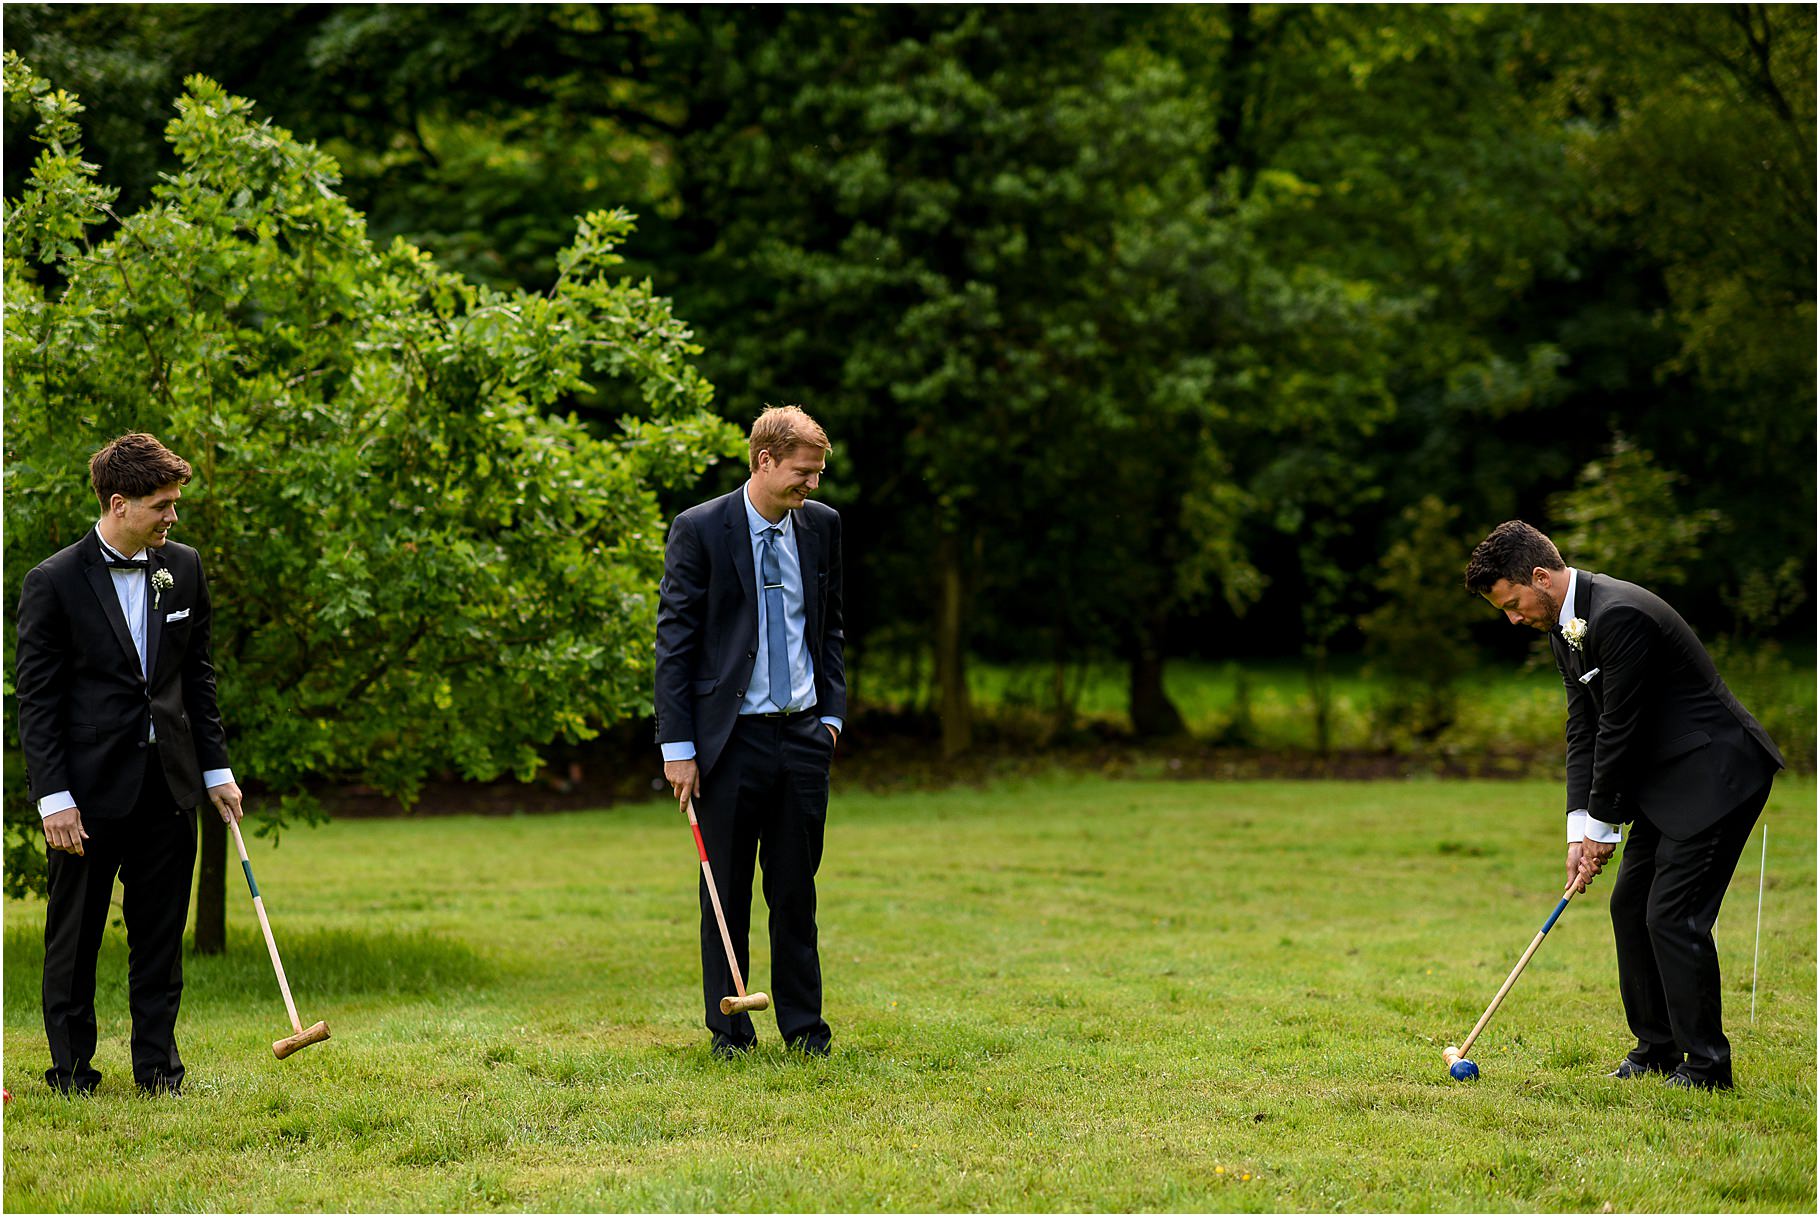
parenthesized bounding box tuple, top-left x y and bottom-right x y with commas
(89, 433, 193, 508)
(1464, 520, 1565, 595)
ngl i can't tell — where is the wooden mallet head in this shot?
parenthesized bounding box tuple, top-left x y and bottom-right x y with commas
(720, 993, 770, 1016)
(273, 1020, 331, 1059)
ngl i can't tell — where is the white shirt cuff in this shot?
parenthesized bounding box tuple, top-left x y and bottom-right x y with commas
(820, 716, 843, 736)
(661, 741, 696, 762)
(1569, 809, 1621, 844)
(1584, 816, 1622, 844)
(204, 768, 235, 790)
(38, 790, 77, 819)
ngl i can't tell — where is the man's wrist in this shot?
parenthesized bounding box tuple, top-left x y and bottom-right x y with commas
(661, 741, 697, 763)
(820, 716, 843, 736)
(203, 768, 235, 790)
(1567, 809, 1589, 843)
(38, 790, 77, 820)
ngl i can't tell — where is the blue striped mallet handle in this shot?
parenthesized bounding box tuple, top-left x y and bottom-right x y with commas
(1445, 879, 1580, 1067)
(229, 817, 331, 1058)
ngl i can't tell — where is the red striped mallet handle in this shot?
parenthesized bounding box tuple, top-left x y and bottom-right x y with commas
(686, 799, 750, 1001)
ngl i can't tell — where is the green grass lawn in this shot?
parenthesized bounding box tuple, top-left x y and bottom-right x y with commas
(5, 777, 1814, 1212)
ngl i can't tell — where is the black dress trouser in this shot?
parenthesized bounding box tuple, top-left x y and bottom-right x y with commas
(695, 710, 833, 1051)
(1608, 777, 1774, 1085)
(43, 750, 196, 1094)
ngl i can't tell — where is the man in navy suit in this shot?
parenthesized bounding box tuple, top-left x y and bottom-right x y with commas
(15, 433, 243, 1095)
(1466, 520, 1782, 1090)
(655, 406, 846, 1056)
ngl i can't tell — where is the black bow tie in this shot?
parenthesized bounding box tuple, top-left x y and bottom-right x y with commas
(104, 555, 149, 572)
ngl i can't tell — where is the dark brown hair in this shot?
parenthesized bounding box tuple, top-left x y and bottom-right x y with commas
(1463, 520, 1566, 595)
(89, 433, 193, 508)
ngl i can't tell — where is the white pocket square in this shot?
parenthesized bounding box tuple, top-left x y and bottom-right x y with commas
(1578, 667, 1600, 685)
(166, 608, 191, 622)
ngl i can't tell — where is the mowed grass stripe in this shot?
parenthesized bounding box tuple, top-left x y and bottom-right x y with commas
(4, 777, 1813, 1211)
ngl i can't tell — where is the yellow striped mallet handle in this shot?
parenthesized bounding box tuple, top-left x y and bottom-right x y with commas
(1445, 879, 1579, 1066)
(685, 799, 770, 1016)
(229, 817, 331, 1058)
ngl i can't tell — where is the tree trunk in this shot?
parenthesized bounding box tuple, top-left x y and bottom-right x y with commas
(192, 810, 227, 955)
(1305, 643, 1334, 757)
(934, 532, 972, 757)
(1213, 2, 1261, 198)
(1128, 650, 1186, 739)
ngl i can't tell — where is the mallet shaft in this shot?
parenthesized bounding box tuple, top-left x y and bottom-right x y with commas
(687, 800, 750, 999)
(230, 817, 303, 1035)
(1457, 880, 1578, 1060)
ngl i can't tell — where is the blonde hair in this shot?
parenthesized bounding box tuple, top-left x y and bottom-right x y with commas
(748, 405, 831, 472)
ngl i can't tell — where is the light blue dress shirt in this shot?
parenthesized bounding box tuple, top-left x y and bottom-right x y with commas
(661, 484, 844, 763)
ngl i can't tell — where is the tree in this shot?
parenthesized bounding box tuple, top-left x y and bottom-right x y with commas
(1547, 434, 1724, 586)
(1357, 496, 1483, 745)
(2, 57, 743, 950)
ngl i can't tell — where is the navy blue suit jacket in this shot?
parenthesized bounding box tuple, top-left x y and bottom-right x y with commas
(654, 488, 846, 778)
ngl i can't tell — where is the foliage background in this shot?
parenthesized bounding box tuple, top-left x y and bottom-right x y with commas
(4, 3, 1814, 878)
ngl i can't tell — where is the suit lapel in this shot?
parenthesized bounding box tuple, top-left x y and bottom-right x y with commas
(145, 547, 167, 683)
(793, 507, 821, 646)
(82, 536, 144, 680)
(1573, 571, 1598, 701)
(722, 489, 757, 620)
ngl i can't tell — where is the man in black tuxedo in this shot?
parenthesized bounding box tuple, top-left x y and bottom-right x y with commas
(655, 405, 845, 1057)
(1465, 521, 1782, 1090)
(15, 433, 243, 1095)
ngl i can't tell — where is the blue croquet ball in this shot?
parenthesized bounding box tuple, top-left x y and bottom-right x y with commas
(1449, 1058, 1480, 1081)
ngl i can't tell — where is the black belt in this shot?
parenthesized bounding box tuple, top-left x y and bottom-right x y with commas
(744, 707, 816, 720)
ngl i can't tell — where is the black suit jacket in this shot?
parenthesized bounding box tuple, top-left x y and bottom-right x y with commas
(654, 488, 846, 779)
(16, 528, 231, 818)
(1553, 571, 1782, 839)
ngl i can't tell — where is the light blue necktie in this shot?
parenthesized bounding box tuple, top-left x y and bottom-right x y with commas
(761, 527, 790, 710)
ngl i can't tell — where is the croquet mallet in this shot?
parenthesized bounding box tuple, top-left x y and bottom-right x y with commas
(1444, 877, 1581, 1075)
(685, 798, 770, 1016)
(229, 817, 331, 1058)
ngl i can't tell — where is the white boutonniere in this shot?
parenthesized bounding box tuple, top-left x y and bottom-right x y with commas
(151, 567, 174, 611)
(1561, 617, 1588, 651)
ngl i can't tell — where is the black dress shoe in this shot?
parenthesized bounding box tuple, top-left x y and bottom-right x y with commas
(1608, 1058, 1677, 1080)
(1665, 1068, 1732, 1091)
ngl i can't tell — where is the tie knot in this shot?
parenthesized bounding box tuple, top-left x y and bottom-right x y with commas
(105, 555, 148, 572)
(763, 526, 782, 540)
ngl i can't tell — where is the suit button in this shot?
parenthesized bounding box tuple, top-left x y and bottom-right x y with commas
(736, 689, 745, 697)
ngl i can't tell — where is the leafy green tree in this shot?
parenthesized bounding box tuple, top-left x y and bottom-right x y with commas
(1357, 496, 1483, 745)
(1546, 434, 1724, 586)
(3, 57, 742, 948)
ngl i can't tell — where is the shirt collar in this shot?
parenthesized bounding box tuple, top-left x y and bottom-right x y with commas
(1556, 568, 1579, 630)
(741, 482, 792, 538)
(97, 529, 147, 563)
